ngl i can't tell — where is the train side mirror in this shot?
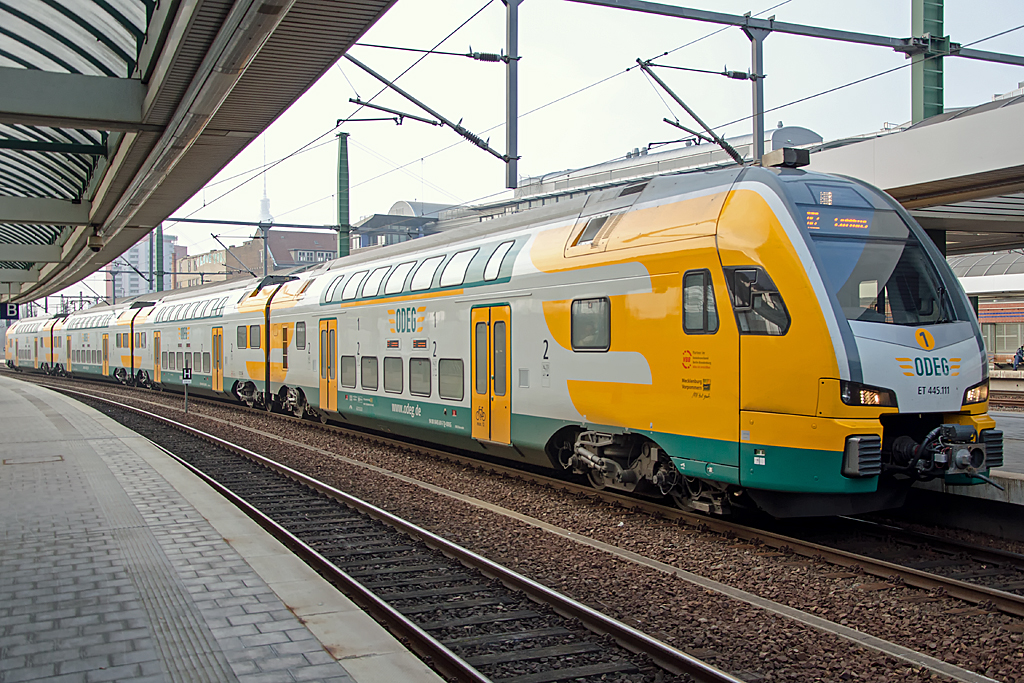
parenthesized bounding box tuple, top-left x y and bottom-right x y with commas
(734, 269, 758, 310)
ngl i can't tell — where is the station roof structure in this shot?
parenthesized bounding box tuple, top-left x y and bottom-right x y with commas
(0, 0, 395, 304)
(808, 94, 1024, 255)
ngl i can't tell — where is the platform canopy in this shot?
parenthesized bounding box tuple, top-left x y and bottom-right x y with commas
(808, 95, 1024, 255)
(0, 0, 395, 303)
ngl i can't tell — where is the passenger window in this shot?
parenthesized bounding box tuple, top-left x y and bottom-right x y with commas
(361, 356, 378, 390)
(571, 298, 611, 351)
(411, 256, 445, 291)
(440, 249, 478, 287)
(296, 322, 306, 349)
(409, 358, 431, 396)
(176, 352, 183, 369)
(484, 241, 514, 281)
(723, 266, 791, 336)
(475, 322, 488, 394)
(194, 352, 202, 369)
(439, 359, 464, 400)
(342, 271, 368, 300)
(203, 352, 211, 373)
(384, 357, 403, 393)
(683, 270, 719, 335)
(250, 325, 261, 349)
(162, 351, 167, 369)
(325, 275, 344, 302)
(340, 355, 356, 388)
(237, 326, 247, 349)
(385, 262, 416, 295)
(361, 267, 390, 298)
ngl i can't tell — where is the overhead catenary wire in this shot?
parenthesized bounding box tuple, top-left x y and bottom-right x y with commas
(168, 0, 496, 234)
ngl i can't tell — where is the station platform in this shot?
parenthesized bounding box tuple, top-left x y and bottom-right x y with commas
(0, 375, 443, 683)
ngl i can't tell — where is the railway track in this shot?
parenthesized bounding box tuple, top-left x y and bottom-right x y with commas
(989, 391, 1024, 409)
(62, 386, 738, 683)
(15, 370, 1024, 624)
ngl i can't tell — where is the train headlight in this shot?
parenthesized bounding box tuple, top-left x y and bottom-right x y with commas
(962, 380, 989, 405)
(840, 381, 897, 408)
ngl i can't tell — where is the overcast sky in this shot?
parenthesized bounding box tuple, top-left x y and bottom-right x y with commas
(56, 0, 1024, 305)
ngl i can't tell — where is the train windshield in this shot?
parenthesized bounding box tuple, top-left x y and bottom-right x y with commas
(794, 184, 955, 325)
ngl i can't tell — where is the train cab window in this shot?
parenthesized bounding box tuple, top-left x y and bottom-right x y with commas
(385, 262, 415, 295)
(342, 271, 368, 300)
(361, 267, 390, 298)
(409, 358, 431, 396)
(571, 298, 611, 351)
(203, 352, 211, 373)
(340, 355, 356, 388)
(295, 322, 306, 349)
(361, 356, 379, 391)
(249, 325, 261, 349)
(384, 357, 403, 393)
(440, 249, 478, 287)
(683, 270, 719, 335)
(723, 266, 791, 336)
(411, 256, 445, 291)
(484, 241, 514, 281)
(237, 326, 247, 349)
(439, 359, 464, 400)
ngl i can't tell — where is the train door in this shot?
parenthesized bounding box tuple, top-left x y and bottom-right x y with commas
(212, 327, 223, 392)
(471, 305, 512, 444)
(102, 334, 109, 375)
(34, 337, 38, 368)
(153, 332, 161, 383)
(318, 319, 337, 412)
(66, 335, 71, 371)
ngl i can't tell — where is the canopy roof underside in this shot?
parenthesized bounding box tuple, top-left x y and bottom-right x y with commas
(0, 0, 395, 303)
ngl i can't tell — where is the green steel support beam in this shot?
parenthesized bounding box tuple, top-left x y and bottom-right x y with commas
(0, 243, 61, 262)
(0, 269, 38, 283)
(0, 139, 107, 155)
(912, 0, 945, 124)
(0, 67, 157, 132)
(337, 131, 350, 258)
(0, 196, 91, 225)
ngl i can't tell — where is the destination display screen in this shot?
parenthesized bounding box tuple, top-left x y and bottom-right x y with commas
(805, 208, 873, 234)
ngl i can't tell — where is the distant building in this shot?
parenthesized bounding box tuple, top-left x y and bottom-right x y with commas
(105, 231, 178, 301)
(174, 229, 339, 288)
(349, 201, 442, 251)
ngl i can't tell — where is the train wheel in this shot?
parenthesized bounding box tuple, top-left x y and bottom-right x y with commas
(317, 410, 328, 424)
(587, 469, 608, 490)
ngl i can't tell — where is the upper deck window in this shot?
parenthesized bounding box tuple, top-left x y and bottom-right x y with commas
(484, 241, 514, 281)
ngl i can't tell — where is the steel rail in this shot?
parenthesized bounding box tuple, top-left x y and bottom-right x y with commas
(18, 372, 1024, 619)
(51, 383, 743, 683)
(836, 515, 1024, 569)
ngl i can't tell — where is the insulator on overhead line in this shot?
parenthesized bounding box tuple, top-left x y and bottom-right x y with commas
(471, 51, 503, 62)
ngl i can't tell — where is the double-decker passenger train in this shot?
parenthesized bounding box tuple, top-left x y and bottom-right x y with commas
(5, 163, 1003, 517)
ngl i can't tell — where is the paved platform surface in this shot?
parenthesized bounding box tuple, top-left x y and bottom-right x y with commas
(0, 375, 442, 683)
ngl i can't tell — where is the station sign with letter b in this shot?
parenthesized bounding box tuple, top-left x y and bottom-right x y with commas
(1, 303, 18, 320)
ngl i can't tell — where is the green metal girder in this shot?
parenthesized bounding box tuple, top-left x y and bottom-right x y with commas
(0, 139, 107, 156)
(912, 0, 945, 123)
